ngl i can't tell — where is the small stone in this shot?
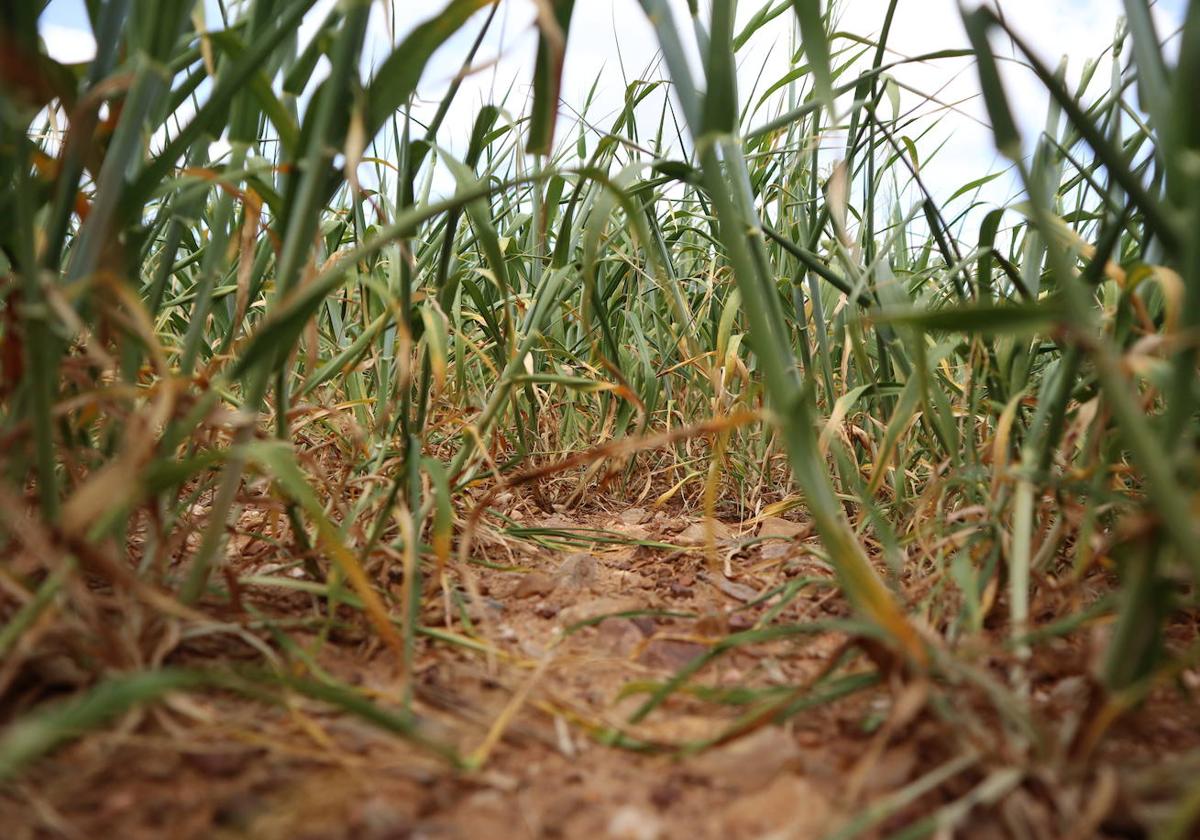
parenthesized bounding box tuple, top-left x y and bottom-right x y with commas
(458, 594, 505, 621)
(728, 612, 755, 631)
(630, 615, 657, 636)
(184, 748, 255, 778)
(214, 791, 263, 828)
(694, 611, 727, 636)
(617, 508, 648, 526)
(722, 774, 830, 836)
(480, 770, 519, 792)
(859, 744, 918, 794)
(649, 781, 682, 810)
(757, 516, 808, 539)
(556, 553, 598, 590)
(597, 617, 643, 656)
(691, 727, 802, 791)
(638, 639, 707, 670)
(675, 520, 733, 547)
(701, 572, 759, 603)
(514, 571, 557, 598)
(32, 653, 89, 687)
(759, 543, 793, 561)
(1047, 675, 1089, 709)
(535, 602, 560, 619)
(607, 805, 663, 840)
(519, 638, 545, 658)
(139, 750, 182, 780)
(559, 596, 642, 626)
(357, 796, 412, 840)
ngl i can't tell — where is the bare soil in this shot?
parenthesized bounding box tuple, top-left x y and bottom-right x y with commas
(2, 505, 1198, 839)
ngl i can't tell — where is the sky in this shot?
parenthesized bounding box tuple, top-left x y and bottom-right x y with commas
(38, 0, 1188, 221)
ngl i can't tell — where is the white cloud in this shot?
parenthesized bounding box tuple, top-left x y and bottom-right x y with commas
(37, 0, 1187, 210)
(383, 0, 1186, 208)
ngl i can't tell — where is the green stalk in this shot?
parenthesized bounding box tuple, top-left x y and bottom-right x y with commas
(639, 0, 923, 661)
(13, 135, 59, 519)
(181, 2, 371, 602)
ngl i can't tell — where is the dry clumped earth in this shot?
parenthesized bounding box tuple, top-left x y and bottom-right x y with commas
(2, 502, 1199, 839)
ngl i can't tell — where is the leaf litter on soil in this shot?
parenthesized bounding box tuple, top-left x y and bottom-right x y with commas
(3, 498, 1199, 839)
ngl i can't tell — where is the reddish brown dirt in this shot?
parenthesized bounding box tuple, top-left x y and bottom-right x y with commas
(2, 505, 1198, 838)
